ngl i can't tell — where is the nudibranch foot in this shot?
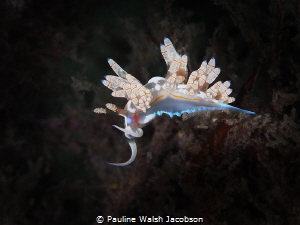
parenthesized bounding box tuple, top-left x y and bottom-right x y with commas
(107, 139, 137, 166)
(95, 37, 255, 166)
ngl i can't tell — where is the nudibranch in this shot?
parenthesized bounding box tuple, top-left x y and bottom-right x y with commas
(94, 38, 255, 166)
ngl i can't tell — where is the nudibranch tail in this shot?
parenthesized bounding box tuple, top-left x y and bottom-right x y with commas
(107, 139, 137, 166)
(224, 104, 256, 114)
(95, 37, 255, 166)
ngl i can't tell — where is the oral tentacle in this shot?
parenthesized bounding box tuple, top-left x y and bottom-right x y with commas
(107, 139, 137, 166)
(112, 125, 143, 138)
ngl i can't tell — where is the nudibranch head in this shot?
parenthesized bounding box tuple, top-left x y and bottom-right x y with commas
(94, 37, 255, 166)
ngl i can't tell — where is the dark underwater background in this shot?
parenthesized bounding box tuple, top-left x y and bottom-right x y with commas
(1, 0, 300, 224)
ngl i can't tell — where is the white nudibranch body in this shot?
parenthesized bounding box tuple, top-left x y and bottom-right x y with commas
(94, 37, 255, 166)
